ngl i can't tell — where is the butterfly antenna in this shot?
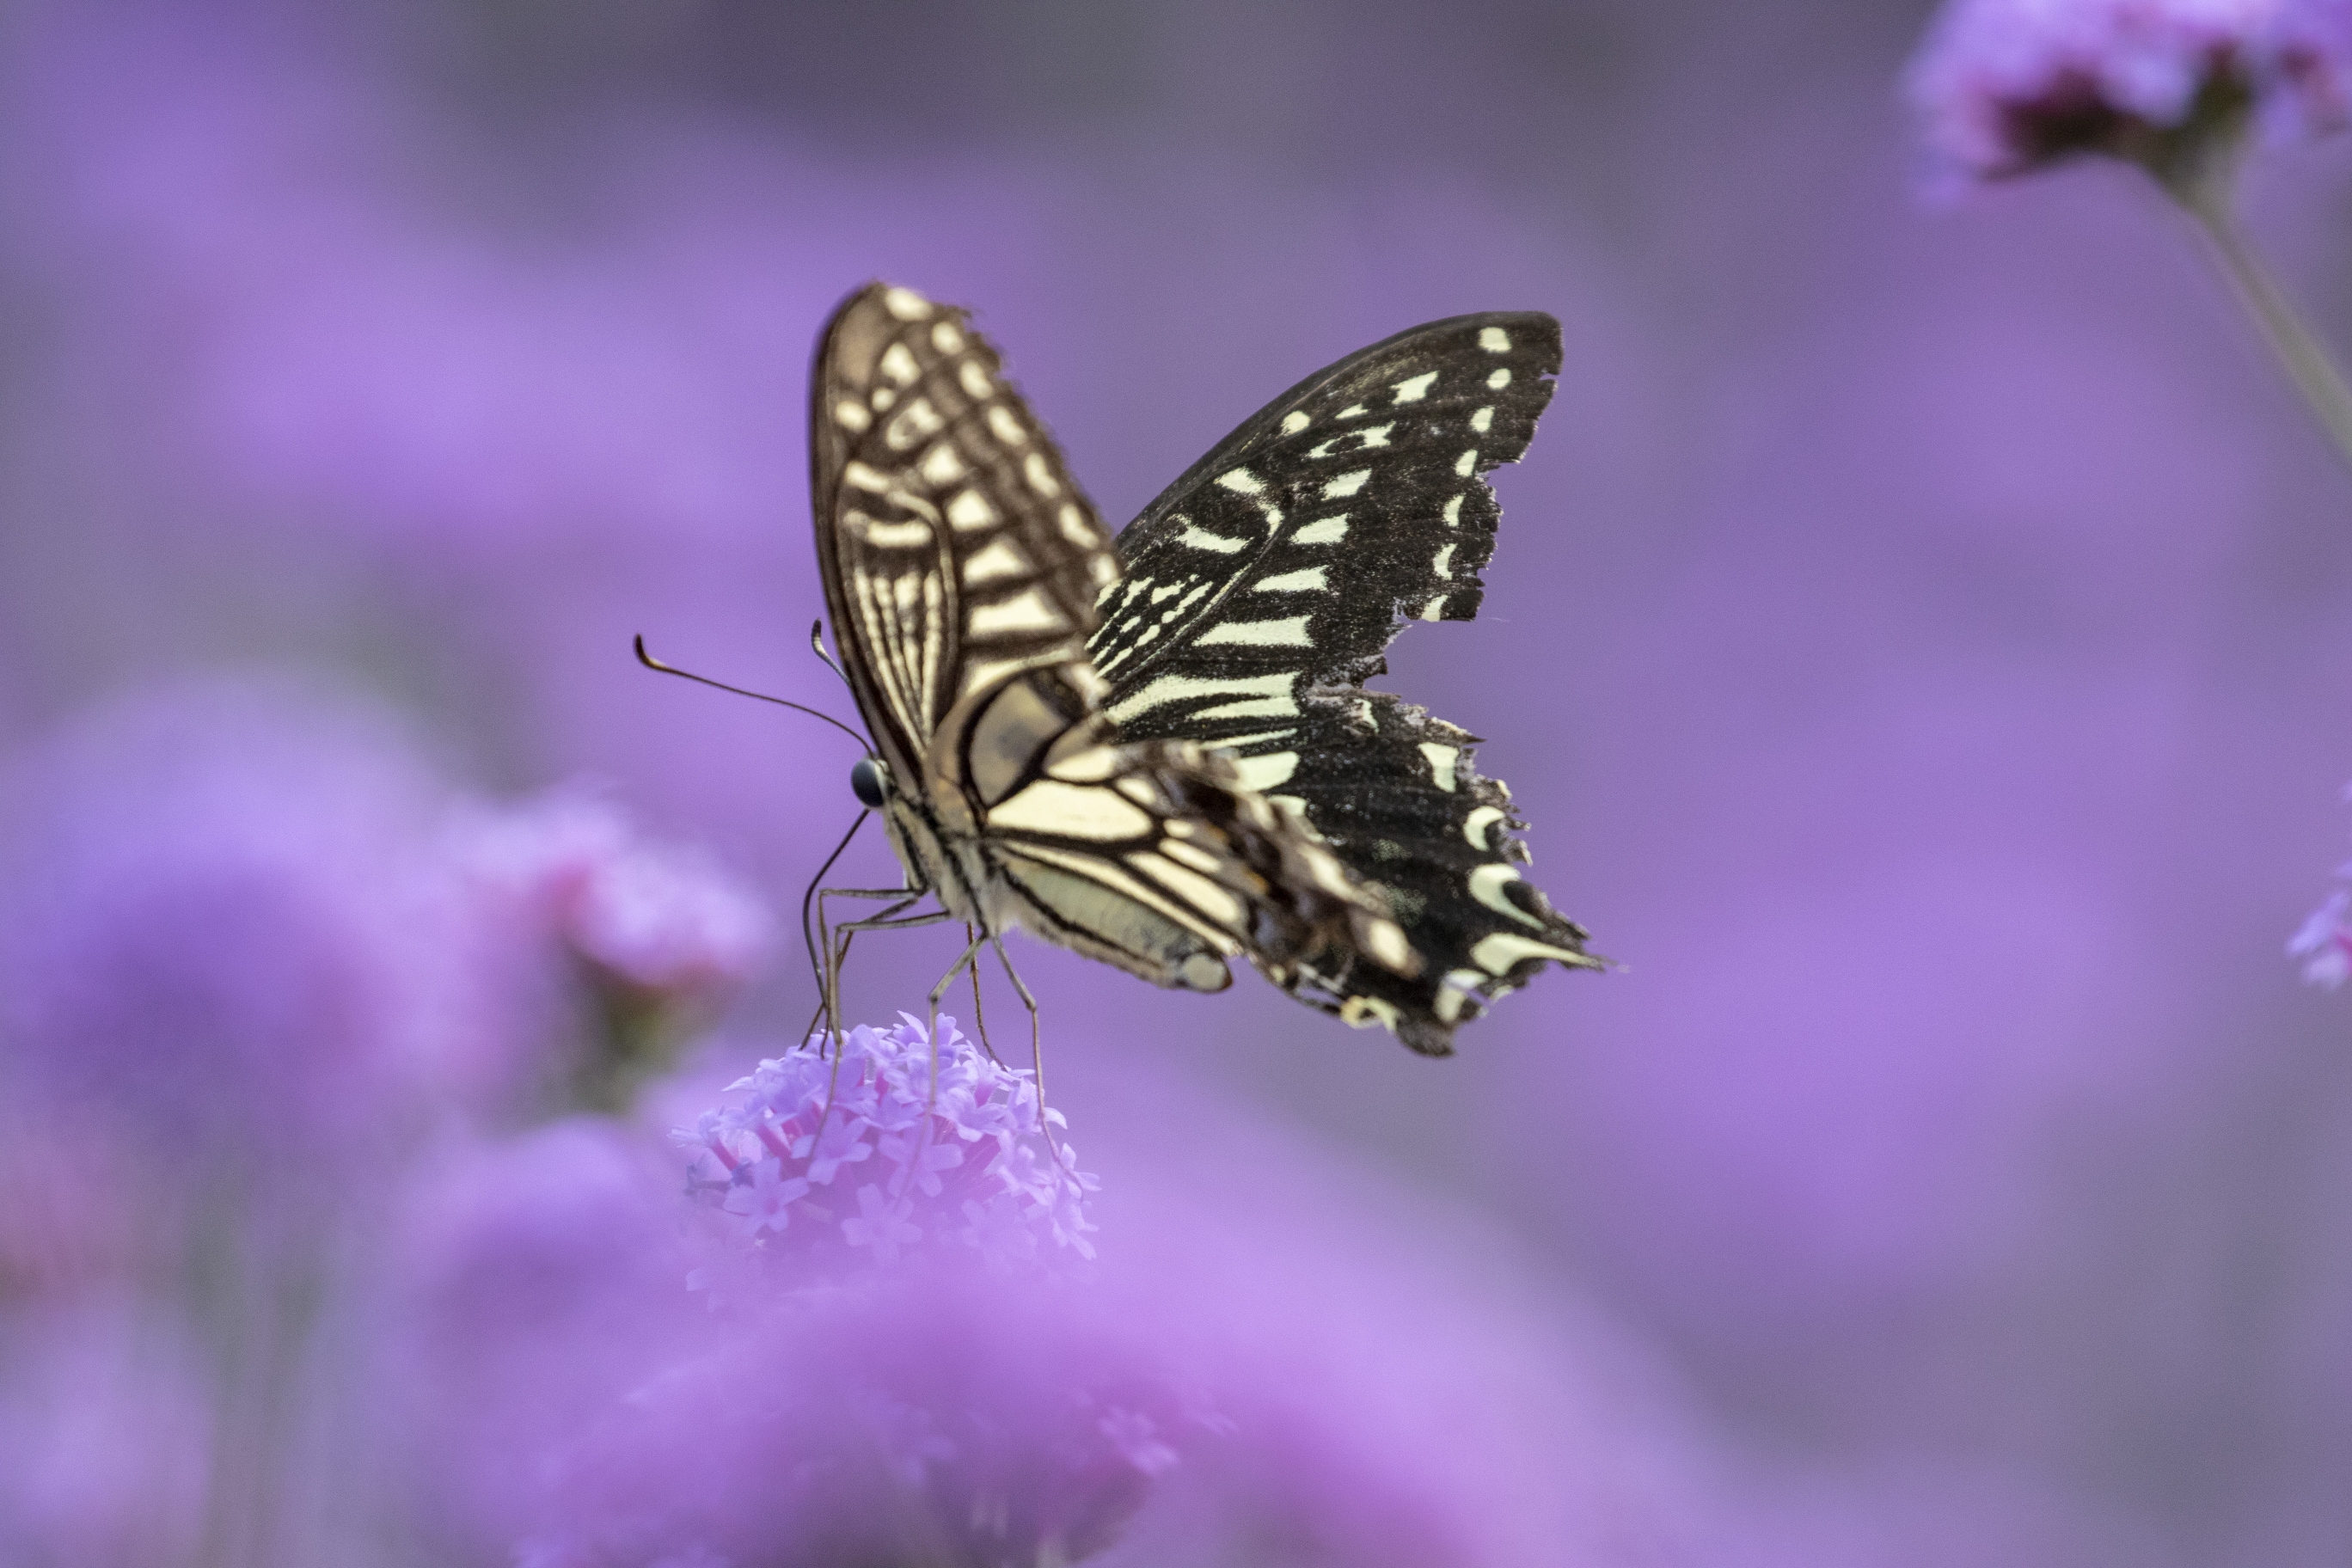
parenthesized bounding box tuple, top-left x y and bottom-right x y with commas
(634, 635, 867, 745)
(809, 620, 854, 694)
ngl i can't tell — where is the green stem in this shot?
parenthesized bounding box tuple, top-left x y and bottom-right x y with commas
(2183, 192, 2352, 481)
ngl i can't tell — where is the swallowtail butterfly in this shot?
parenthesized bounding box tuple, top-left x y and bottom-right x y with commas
(810, 283, 1598, 1055)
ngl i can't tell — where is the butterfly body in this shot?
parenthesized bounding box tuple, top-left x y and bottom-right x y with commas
(809, 283, 1596, 1054)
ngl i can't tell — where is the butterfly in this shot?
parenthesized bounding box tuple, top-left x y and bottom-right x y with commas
(807, 282, 1597, 1056)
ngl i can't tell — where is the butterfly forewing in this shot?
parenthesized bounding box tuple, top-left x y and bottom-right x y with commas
(1092, 313, 1599, 1053)
(810, 285, 1119, 785)
(811, 283, 1414, 1006)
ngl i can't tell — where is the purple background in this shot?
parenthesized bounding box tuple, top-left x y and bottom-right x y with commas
(6, 1, 2352, 1561)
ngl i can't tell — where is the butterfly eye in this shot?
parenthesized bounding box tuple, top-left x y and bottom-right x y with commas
(850, 756, 890, 809)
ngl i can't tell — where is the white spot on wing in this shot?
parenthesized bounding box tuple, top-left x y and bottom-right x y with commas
(1365, 919, 1413, 972)
(1442, 494, 1463, 526)
(885, 397, 944, 450)
(842, 462, 892, 493)
(1216, 469, 1265, 495)
(1478, 326, 1510, 352)
(1196, 616, 1313, 647)
(882, 287, 932, 321)
(1280, 411, 1310, 434)
(1391, 371, 1440, 403)
(1178, 524, 1250, 554)
(1022, 451, 1062, 497)
(960, 361, 995, 400)
(879, 342, 920, 384)
(1293, 516, 1349, 546)
(1418, 742, 1459, 791)
(1308, 426, 1393, 460)
(987, 406, 1030, 446)
(848, 513, 934, 548)
(918, 442, 967, 486)
(946, 490, 997, 530)
(1455, 450, 1478, 477)
(1253, 566, 1328, 593)
(1472, 932, 1592, 975)
(989, 780, 1154, 840)
(1470, 407, 1494, 433)
(930, 321, 965, 352)
(1469, 863, 1544, 927)
(1322, 470, 1371, 499)
(1463, 805, 1506, 849)
(834, 401, 872, 433)
(1487, 368, 1512, 389)
(961, 536, 1028, 585)
(1230, 750, 1299, 790)
(1431, 543, 1455, 578)
(968, 587, 1067, 637)
(1106, 670, 1295, 726)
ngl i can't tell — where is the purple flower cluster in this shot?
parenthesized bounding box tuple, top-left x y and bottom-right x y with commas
(0, 677, 1707, 1566)
(678, 1015, 1096, 1280)
(1908, 0, 2352, 187)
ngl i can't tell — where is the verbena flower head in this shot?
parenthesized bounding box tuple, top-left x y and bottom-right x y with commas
(677, 1014, 1098, 1283)
(1907, 0, 2352, 193)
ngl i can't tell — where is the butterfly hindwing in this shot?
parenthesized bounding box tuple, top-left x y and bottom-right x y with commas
(1092, 313, 1599, 1054)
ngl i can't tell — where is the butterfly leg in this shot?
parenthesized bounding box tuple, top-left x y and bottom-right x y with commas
(962, 923, 1005, 1065)
(813, 885, 928, 1047)
(816, 891, 953, 1132)
(923, 928, 995, 1107)
(983, 932, 1062, 1166)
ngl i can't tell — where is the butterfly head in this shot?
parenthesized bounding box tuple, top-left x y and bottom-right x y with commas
(850, 754, 891, 810)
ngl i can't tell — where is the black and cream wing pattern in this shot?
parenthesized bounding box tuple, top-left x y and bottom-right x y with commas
(1092, 312, 1600, 1052)
(809, 284, 1412, 1011)
(808, 283, 1596, 1057)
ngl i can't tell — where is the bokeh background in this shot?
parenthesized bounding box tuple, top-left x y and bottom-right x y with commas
(6, 0, 2352, 1562)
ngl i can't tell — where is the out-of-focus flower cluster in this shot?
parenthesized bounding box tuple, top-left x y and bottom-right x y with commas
(2288, 781, 2352, 986)
(452, 788, 773, 1004)
(1908, 0, 2352, 188)
(0, 679, 1697, 1568)
(678, 1015, 1096, 1281)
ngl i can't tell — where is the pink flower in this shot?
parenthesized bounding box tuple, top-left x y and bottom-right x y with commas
(452, 787, 773, 1002)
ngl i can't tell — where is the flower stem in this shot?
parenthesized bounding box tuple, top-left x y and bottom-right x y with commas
(2182, 189, 2352, 481)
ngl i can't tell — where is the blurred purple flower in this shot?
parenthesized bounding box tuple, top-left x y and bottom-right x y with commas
(1906, 0, 2352, 188)
(2288, 886, 2352, 985)
(450, 787, 774, 1002)
(389, 1025, 1167, 1568)
(511, 1272, 1209, 1568)
(0, 1302, 213, 1565)
(677, 1015, 1098, 1283)
(0, 678, 527, 1169)
(381, 1117, 714, 1558)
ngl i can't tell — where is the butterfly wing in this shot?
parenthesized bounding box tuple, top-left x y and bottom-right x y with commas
(810, 283, 1118, 787)
(1093, 312, 1599, 1054)
(811, 283, 1412, 999)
